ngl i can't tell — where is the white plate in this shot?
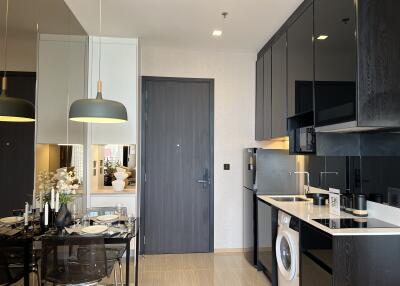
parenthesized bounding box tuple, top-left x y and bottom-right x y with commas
(96, 214, 119, 222)
(0, 216, 24, 224)
(81, 225, 108, 234)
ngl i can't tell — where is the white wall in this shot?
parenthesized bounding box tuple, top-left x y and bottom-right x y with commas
(141, 45, 275, 250)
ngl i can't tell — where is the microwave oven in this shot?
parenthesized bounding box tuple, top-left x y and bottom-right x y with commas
(295, 126, 315, 153)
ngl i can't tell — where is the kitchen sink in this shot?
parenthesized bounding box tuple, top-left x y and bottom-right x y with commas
(270, 196, 309, 202)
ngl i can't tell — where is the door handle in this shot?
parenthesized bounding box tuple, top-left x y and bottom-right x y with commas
(196, 168, 210, 189)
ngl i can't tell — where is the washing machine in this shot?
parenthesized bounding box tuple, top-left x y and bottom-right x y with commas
(275, 211, 300, 286)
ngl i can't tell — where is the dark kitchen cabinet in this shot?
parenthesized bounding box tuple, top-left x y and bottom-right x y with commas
(287, 3, 313, 117)
(255, 55, 264, 140)
(257, 199, 278, 285)
(300, 222, 333, 286)
(271, 33, 287, 138)
(314, 0, 357, 129)
(257, 0, 400, 139)
(255, 47, 272, 141)
(301, 221, 400, 286)
(263, 48, 272, 139)
(357, 0, 400, 127)
(314, 0, 400, 131)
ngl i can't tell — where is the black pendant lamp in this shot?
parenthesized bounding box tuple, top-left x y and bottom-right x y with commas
(69, 0, 127, 124)
(0, 0, 35, 122)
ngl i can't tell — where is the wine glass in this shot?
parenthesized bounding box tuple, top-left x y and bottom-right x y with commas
(82, 214, 90, 227)
(127, 213, 135, 235)
(115, 204, 123, 226)
(71, 204, 79, 228)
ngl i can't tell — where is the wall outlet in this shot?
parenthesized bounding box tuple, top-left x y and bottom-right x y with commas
(224, 164, 230, 170)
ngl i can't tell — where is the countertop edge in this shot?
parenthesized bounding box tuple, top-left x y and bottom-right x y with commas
(257, 195, 400, 236)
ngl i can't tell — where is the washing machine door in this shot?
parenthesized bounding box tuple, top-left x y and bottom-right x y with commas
(276, 229, 297, 281)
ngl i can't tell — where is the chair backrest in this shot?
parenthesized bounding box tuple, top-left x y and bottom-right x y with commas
(41, 235, 107, 285)
(0, 240, 28, 285)
(88, 206, 127, 217)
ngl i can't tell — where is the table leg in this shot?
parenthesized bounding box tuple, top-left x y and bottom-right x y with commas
(135, 230, 139, 286)
(24, 244, 29, 286)
(126, 241, 130, 285)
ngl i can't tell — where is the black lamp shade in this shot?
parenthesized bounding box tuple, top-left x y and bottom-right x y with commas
(69, 98, 128, 123)
(0, 95, 35, 122)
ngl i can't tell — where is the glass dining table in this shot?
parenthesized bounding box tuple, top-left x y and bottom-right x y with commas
(0, 212, 138, 286)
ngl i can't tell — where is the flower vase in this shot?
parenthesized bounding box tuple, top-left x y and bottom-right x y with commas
(55, 203, 72, 229)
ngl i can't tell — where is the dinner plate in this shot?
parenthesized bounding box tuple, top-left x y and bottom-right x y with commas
(0, 216, 24, 225)
(96, 214, 119, 222)
(81, 225, 108, 234)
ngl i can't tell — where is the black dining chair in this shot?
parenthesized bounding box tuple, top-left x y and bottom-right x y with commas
(0, 239, 39, 286)
(87, 206, 128, 285)
(41, 235, 113, 285)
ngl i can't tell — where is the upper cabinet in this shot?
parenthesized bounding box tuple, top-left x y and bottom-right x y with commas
(263, 48, 272, 139)
(357, 0, 400, 128)
(37, 34, 87, 144)
(256, 0, 400, 141)
(88, 37, 138, 145)
(271, 33, 288, 138)
(314, 0, 400, 131)
(287, 4, 313, 117)
(314, 0, 357, 130)
(255, 56, 264, 140)
(255, 47, 272, 141)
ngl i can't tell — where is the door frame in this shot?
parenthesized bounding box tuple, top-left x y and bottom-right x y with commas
(140, 76, 214, 254)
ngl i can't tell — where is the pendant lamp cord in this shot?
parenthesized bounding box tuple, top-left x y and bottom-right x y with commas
(98, 0, 102, 83)
(3, 0, 8, 78)
(1, 0, 9, 95)
(96, 0, 103, 99)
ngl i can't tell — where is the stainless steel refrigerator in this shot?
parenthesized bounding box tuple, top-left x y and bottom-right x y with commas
(243, 148, 298, 276)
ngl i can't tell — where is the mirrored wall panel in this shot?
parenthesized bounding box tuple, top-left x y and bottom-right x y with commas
(0, 0, 88, 216)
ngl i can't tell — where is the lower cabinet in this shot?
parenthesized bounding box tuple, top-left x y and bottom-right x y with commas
(257, 200, 278, 285)
(300, 222, 333, 286)
(300, 221, 400, 286)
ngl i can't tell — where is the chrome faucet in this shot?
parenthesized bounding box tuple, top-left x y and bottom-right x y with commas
(289, 171, 310, 196)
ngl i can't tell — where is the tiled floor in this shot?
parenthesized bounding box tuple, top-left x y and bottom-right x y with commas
(18, 252, 271, 286)
(136, 253, 271, 286)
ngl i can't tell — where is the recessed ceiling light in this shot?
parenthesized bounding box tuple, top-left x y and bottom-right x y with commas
(317, 35, 328, 40)
(212, 30, 223, 37)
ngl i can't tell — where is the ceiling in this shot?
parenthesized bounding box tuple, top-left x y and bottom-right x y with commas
(65, 0, 304, 53)
(0, 0, 86, 37)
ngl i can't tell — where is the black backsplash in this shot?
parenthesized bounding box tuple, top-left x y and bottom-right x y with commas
(306, 155, 400, 208)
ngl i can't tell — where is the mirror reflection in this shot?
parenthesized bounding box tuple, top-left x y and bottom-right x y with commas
(0, 0, 88, 217)
(91, 144, 136, 193)
(306, 155, 400, 208)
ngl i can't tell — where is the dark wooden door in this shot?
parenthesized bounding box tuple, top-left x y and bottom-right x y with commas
(0, 72, 36, 217)
(143, 77, 213, 254)
(272, 33, 288, 138)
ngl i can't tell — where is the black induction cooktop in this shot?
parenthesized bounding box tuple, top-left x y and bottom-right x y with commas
(313, 218, 399, 229)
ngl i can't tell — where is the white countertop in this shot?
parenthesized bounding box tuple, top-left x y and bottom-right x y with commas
(258, 195, 400, 236)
